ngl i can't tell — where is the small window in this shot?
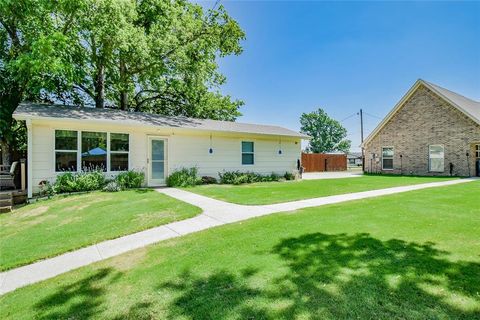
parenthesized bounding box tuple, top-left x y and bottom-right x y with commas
(82, 131, 107, 171)
(476, 144, 480, 159)
(55, 130, 78, 172)
(429, 145, 444, 172)
(382, 147, 394, 170)
(110, 133, 129, 171)
(241, 141, 254, 165)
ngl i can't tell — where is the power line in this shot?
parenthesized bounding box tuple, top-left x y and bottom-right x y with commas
(340, 113, 357, 123)
(363, 111, 383, 120)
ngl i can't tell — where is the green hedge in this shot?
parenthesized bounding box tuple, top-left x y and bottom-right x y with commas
(52, 170, 144, 194)
(167, 168, 201, 187)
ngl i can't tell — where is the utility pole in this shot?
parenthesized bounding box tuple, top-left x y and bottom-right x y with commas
(360, 109, 365, 172)
(360, 108, 364, 143)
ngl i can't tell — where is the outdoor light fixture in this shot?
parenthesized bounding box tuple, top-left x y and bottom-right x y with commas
(278, 138, 282, 155)
(209, 134, 213, 154)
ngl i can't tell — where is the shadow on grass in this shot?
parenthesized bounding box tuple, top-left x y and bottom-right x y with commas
(268, 233, 480, 319)
(33, 233, 480, 319)
(133, 188, 154, 194)
(34, 268, 121, 319)
(161, 233, 480, 319)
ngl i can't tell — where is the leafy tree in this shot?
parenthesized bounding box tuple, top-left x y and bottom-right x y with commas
(0, 0, 245, 165)
(0, 0, 83, 164)
(300, 108, 351, 153)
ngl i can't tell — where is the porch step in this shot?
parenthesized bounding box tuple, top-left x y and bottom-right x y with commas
(0, 191, 13, 213)
(0, 205, 12, 213)
(0, 198, 12, 207)
(0, 191, 12, 200)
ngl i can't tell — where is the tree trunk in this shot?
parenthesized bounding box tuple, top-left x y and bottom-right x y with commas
(94, 64, 105, 108)
(119, 59, 128, 110)
(0, 139, 10, 166)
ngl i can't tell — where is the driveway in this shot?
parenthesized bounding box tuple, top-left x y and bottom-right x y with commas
(302, 171, 363, 180)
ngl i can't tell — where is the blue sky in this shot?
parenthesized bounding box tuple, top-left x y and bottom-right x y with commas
(201, 1, 480, 151)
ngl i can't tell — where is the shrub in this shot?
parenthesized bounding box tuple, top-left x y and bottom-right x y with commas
(115, 170, 145, 189)
(103, 181, 122, 192)
(219, 171, 281, 185)
(38, 180, 56, 198)
(284, 171, 296, 181)
(54, 172, 78, 193)
(76, 170, 105, 191)
(54, 170, 106, 193)
(201, 176, 217, 184)
(167, 167, 201, 187)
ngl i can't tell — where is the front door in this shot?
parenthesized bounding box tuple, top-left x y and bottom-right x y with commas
(148, 137, 167, 186)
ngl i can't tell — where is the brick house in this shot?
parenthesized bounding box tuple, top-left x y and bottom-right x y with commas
(362, 79, 480, 177)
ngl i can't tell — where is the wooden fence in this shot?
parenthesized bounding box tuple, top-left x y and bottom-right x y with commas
(301, 153, 347, 172)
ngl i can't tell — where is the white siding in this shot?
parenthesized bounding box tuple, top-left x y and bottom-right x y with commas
(29, 119, 302, 194)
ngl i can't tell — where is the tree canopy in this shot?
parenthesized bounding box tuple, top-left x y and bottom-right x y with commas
(300, 108, 351, 153)
(0, 0, 245, 164)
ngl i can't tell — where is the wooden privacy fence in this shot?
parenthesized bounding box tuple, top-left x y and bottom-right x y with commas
(301, 153, 347, 172)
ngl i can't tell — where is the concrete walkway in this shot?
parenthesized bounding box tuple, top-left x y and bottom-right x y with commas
(0, 178, 476, 295)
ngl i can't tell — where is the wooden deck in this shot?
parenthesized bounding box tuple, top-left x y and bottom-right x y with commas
(0, 190, 27, 213)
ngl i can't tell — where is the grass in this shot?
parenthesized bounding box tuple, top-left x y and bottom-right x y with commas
(186, 175, 457, 204)
(0, 189, 201, 271)
(1, 181, 479, 319)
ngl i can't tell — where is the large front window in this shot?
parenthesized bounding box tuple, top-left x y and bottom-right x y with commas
(55, 130, 78, 172)
(82, 131, 107, 171)
(55, 130, 129, 172)
(382, 147, 394, 170)
(242, 141, 254, 165)
(429, 145, 444, 172)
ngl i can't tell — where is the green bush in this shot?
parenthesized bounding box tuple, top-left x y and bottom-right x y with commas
(54, 172, 78, 193)
(167, 167, 201, 187)
(103, 181, 122, 192)
(76, 170, 105, 191)
(115, 170, 145, 189)
(284, 171, 296, 181)
(201, 176, 217, 184)
(54, 170, 106, 193)
(218, 171, 281, 185)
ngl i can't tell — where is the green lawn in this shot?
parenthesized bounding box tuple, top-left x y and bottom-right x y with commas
(186, 175, 457, 204)
(1, 181, 479, 319)
(0, 189, 201, 271)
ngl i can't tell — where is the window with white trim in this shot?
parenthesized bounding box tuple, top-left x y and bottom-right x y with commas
(110, 133, 129, 171)
(429, 145, 444, 172)
(476, 144, 480, 159)
(55, 130, 78, 172)
(241, 141, 254, 165)
(82, 131, 107, 171)
(382, 147, 394, 170)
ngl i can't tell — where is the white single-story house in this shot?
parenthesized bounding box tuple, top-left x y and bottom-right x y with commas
(13, 103, 309, 197)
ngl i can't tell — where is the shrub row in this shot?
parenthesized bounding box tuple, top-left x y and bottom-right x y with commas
(166, 168, 296, 187)
(39, 170, 145, 196)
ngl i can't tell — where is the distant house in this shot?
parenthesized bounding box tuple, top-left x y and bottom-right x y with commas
(362, 79, 480, 177)
(13, 103, 308, 197)
(347, 152, 363, 167)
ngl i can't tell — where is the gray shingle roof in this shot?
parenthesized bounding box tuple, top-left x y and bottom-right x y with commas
(423, 80, 480, 123)
(14, 103, 309, 139)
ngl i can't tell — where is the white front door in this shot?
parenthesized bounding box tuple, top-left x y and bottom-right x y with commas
(148, 137, 167, 186)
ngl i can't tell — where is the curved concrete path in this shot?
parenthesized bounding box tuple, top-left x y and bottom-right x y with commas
(0, 178, 476, 295)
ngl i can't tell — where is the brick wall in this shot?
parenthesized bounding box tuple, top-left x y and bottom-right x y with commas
(364, 85, 480, 177)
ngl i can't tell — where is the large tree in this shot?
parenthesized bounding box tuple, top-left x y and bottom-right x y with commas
(0, 0, 83, 164)
(300, 108, 351, 153)
(0, 0, 245, 165)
